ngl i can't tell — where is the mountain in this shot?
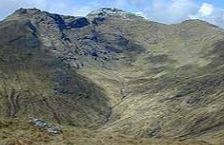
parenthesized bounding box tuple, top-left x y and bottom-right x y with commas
(1, 8, 224, 145)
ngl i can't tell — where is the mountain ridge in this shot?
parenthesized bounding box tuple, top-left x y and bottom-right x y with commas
(1, 8, 224, 145)
(5, 8, 219, 27)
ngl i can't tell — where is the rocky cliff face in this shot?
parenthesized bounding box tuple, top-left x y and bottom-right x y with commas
(1, 8, 224, 144)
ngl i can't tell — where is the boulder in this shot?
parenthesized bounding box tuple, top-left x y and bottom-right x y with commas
(28, 117, 62, 134)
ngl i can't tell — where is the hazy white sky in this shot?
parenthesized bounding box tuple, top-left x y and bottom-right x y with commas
(0, 0, 224, 28)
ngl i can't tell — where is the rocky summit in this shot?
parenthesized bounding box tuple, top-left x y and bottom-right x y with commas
(0, 8, 224, 145)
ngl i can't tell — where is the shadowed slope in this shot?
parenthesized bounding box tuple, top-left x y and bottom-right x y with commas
(0, 17, 111, 128)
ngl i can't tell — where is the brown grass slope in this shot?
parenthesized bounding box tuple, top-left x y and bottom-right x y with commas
(0, 118, 212, 145)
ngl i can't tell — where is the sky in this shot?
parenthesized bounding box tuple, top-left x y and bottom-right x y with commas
(0, 0, 224, 28)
